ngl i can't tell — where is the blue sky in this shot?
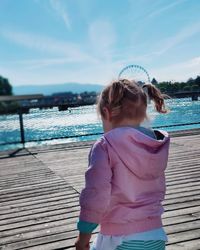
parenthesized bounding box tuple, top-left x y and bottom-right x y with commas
(0, 0, 200, 86)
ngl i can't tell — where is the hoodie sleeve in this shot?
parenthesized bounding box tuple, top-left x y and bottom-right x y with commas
(79, 139, 112, 224)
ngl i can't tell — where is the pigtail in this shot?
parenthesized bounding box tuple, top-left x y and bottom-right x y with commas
(143, 84, 168, 113)
(108, 81, 125, 106)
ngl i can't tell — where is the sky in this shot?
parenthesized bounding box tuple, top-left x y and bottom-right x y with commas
(0, 0, 200, 86)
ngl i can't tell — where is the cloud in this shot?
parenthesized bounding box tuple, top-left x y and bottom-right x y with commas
(88, 20, 116, 60)
(149, 0, 187, 18)
(99, 19, 200, 66)
(2, 57, 89, 70)
(0, 28, 98, 64)
(151, 56, 200, 81)
(49, 0, 71, 30)
(0, 26, 118, 84)
(154, 22, 200, 56)
(132, 21, 200, 61)
(34, 0, 71, 30)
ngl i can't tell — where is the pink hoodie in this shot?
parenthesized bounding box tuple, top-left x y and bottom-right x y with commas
(79, 127, 170, 236)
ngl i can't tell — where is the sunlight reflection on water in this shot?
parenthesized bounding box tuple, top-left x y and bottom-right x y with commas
(0, 98, 199, 150)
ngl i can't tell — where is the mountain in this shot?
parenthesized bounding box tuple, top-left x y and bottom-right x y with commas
(13, 83, 104, 95)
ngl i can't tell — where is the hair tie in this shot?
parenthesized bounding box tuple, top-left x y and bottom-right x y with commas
(142, 84, 150, 102)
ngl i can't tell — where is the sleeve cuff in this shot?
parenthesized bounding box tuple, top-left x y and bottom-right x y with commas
(77, 219, 98, 233)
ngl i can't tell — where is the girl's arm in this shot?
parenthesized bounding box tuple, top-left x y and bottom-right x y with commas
(75, 140, 112, 248)
(79, 140, 112, 223)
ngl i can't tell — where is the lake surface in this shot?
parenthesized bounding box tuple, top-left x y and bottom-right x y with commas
(0, 98, 199, 150)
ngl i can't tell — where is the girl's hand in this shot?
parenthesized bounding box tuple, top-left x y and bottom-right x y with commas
(75, 240, 89, 250)
(75, 240, 90, 250)
(75, 232, 91, 250)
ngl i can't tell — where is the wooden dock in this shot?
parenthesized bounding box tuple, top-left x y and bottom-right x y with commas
(0, 130, 200, 249)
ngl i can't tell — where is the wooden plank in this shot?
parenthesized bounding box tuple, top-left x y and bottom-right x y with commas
(166, 177, 200, 188)
(0, 189, 76, 208)
(0, 192, 77, 214)
(0, 201, 79, 226)
(166, 178, 200, 190)
(0, 197, 79, 221)
(0, 209, 80, 232)
(167, 228, 200, 245)
(165, 219, 200, 235)
(0, 182, 73, 201)
(163, 205, 200, 219)
(166, 191, 200, 201)
(0, 211, 79, 238)
(0, 181, 73, 197)
(167, 239, 200, 250)
(0, 230, 78, 250)
(163, 213, 200, 226)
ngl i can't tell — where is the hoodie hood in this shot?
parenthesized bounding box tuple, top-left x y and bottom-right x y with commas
(104, 127, 170, 180)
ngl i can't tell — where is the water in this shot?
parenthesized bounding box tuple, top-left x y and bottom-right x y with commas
(0, 98, 199, 151)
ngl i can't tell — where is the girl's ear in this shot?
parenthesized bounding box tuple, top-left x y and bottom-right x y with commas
(103, 107, 111, 121)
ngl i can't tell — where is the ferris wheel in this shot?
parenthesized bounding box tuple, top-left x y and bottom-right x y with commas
(118, 64, 151, 86)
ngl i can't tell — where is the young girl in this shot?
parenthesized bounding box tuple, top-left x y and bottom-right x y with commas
(75, 79, 170, 250)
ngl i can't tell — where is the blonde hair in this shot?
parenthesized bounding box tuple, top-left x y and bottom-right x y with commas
(97, 79, 167, 124)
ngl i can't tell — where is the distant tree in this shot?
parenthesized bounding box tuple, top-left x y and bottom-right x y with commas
(0, 76, 13, 95)
(191, 85, 199, 91)
(171, 82, 179, 92)
(157, 76, 200, 94)
(194, 76, 200, 87)
(186, 77, 195, 85)
(0, 76, 19, 114)
(151, 78, 158, 85)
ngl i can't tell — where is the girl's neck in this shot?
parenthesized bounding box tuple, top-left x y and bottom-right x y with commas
(112, 119, 141, 129)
